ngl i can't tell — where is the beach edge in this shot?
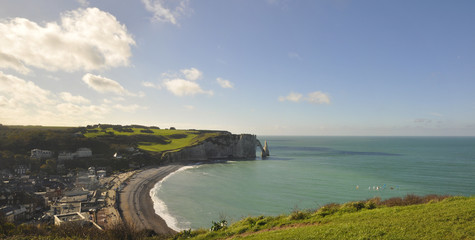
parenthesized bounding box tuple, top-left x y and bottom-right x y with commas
(119, 165, 184, 235)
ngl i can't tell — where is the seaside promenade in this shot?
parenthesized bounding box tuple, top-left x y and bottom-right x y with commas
(119, 165, 183, 235)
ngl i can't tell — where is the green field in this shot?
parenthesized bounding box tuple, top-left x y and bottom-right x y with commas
(84, 127, 223, 152)
(178, 196, 475, 240)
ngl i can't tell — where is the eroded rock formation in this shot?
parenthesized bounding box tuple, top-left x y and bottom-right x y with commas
(161, 134, 257, 163)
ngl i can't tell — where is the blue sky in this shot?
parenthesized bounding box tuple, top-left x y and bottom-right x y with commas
(0, 0, 474, 136)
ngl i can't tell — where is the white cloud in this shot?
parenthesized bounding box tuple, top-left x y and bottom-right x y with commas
(142, 81, 162, 89)
(59, 92, 91, 105)
(0, 71, 102, 124)
(103, 97, 127, 104)
(113, 104, 147, 113)
(184, 105, 194, 110)
(56, 102, 108, 116)
(0, 8, 135, 74)
(113, 97, 126, 102)
(0, 72, 145, 125)
(279, 91, 331, 104)
(181, 67, 203, 81)
(0, 52, 30, 74)
(82, 73, 133, 96)
(103, 99, 113, 104)
(216, 77, 234, 89)
(46, 75, 60, 81)
(279, 92, 303, 102)
(163, 78, 213, 96)
(77, 0, 89, 7)
(306, 91, 330, 104)
(288, 51, 302, 60)
(142, 0, 191, 25)
(0, 71, 54, 106)
(159, 67, 212, 97)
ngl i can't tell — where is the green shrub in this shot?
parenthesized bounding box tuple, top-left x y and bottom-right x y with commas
(317, 203, 340, 217)
(379, 194, 451, 207)
(365, 200, 377, 209)
(173, 229, 193, 239)
(236, 226, 248, 234)
(243, 217, 256, 227)
(255, 219, 267, 226)
(210, 220, 227, 231)
(289, 210, 310, 220)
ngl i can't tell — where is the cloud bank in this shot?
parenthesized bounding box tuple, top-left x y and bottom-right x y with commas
(0, 8, 135, 74)
(0, 71, 144, 125)
(59, 92, 91, 104)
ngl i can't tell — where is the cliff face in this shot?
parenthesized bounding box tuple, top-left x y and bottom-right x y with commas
(161, 134, 257, 163)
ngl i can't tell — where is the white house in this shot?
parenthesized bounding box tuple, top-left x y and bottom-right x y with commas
(75, 148, 92, 158)
(58, 148, 92, 161)
(14, 165, 30, 175)
(30, 149, 53, 159)
(58, 152, 74, 161)
(54, 212, 102, 230)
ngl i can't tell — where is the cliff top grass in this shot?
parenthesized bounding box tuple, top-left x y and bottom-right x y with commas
(84, 127, 225, 152)
(175, 195, 475, 240)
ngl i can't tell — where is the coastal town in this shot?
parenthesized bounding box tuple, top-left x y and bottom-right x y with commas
(0, 124, 259, 236)
(0, 145, 141, 230)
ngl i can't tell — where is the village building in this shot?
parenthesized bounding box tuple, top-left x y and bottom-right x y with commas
(57, 148, 93, 162)
(54, 212, 86, 226)
(30, 149, 53, 160)
(75, 148, 92, 158)
(54, 212, 102, 230)
(14, 165, 30, 175)
(0, 205, 27, 223)
(58, 152, 74, 161)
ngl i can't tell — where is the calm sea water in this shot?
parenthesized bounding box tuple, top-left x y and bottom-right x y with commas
(151, 136, 475, 230)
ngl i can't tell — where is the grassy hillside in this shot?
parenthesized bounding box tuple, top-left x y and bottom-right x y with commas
(0, 124, 227, 173)
(1, 195, 473, 239)
(83, 127, 224, 152)
(177, 195, 475, 240)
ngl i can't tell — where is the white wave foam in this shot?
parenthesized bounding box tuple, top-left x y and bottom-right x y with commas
(149, 165, 197, 231)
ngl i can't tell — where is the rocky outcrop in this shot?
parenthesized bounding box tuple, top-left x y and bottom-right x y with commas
(256, 140, 270, 158)
(263, 140, 270, 158)
(161, 134, 257, 163)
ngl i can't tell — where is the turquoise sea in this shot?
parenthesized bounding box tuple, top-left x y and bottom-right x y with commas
(150, 136, 475, 230)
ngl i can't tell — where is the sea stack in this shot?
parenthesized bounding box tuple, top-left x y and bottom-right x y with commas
(262, 140, 270, 158)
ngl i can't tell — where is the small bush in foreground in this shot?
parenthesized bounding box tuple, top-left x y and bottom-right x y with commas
(317, 203, 340, 217)
(380, 194, 451, 207)
(210, 220, 227, 232)
(289, 210, 311, 220)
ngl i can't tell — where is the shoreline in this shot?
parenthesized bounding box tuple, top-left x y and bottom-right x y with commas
(119, 164, 184, 235)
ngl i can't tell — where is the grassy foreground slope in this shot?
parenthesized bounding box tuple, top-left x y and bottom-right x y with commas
(183, 196, 475, 240)
(1, 196, 473, 239)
